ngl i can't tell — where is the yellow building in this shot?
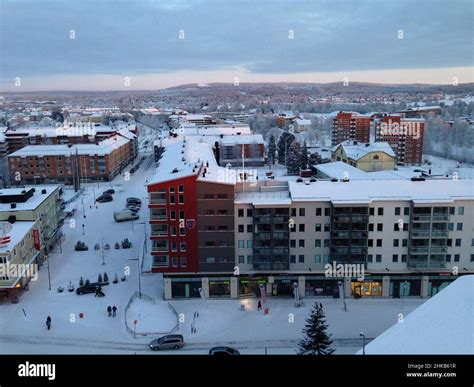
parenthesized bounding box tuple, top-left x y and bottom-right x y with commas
(0, 220, 41, 294)
(332, 141, 396, 172)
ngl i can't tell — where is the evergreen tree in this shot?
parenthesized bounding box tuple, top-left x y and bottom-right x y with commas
(301, 141, 309, 170)
(298, 303, 335, 355)
(98, 273, 103, 283)
(277, 132, 295, 165)
(103, 272, 109, 283)
(267, 135, 276, 165)
(79, 276, 84, 287)
(287, 141, 302, 175)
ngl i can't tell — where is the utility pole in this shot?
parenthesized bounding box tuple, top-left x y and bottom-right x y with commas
(46, 254, 51, 291)
(360, 332, 366, 355)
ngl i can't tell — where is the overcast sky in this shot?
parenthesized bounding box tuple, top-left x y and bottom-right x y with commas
(0, 0, 473, 91)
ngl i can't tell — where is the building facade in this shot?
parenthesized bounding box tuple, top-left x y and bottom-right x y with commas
(331, 112, 371, 146)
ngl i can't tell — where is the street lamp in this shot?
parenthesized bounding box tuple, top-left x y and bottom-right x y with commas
(45, 254, 51, 291)
(360, 331, 366, 355)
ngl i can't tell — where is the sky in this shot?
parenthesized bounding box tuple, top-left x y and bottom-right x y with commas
(0, 0, 473, 91)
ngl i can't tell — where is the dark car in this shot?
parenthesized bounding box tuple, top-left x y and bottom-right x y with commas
(96, 194, 113, 203)
(103, 189, 115, 195)
(149, 334, 185, 351)
(76, 282, 101, 295)
(209, 346, 240, 355)
(126, 197, 142, 205)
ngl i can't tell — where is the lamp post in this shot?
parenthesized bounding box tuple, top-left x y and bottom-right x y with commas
(360, 331, 366, 355)
(46, 254, 51, 291)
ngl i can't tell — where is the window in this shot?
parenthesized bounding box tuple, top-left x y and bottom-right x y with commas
(217, 193, 227, 199)
(376, 254, 382, 263)
(205, 209, 214, 215)
(395, 207, 401, 216)
(457, 223, 463, 231)
(368, 223, 374, 232)
(299, 224, 305, 232)
(315, 239, 321, 248)
(447, 239, 452, 247)
(169, 195, 175, 205)
(315, 255, 321, 263)
(393, 239, 399, 247)
(247, 255, 253, 264)
(170, 211, 176, 220)
(238, 225, 244, 233)
(171, 227, 177, 236)
(472, 239, 474, 247)
(238, 255, 245, 264)
(368, 239, 373, 247)
(455, 239, 461, 247)
(171, 242, 177, 252)
(378, 208, 384, 216)
(454, 254, 460, 262)
(206, 257, 216, 263)
(238, 209, 244, 217)
(323, 255, 330, 263)
(367, 254, 373, 263)
(153, 240, 168, 252)
(376, 239, 382, 247)
(172, 257, 178, 267)
(179, 227, 186, 236)
(448, 223, 454, 231)
(178, 195, 184, 204)
(217, 225, 228, 231)
(299, 208, 305, 216)
(247, 224, 253, 233)
(402, 239, 408, 247)
(179, 210, 185, 219)
(290, 239, 296, 248)
(299, 240, 305, 248)
(449, 207, 455, 215)
(204, 194, 214, 199)
(238, 240, 245, 248)
(470, 254, 474, 262)
(316, 208, 322, 216)
(392, 254, 398, 262)
(180, 242, 186, 252)
(153, 255, 168, 267)
(369, 208, 374, 216)
(324, 208, 330, 216)
(247, 240, 253, 248)
(315, 224, 322, 232)
(247, 209, 253, 217)
(217, 209, 228, 215)
(178, 185, 184, 193)
(180, 257, 187, 267)
(404, 207, 410, 216)
(324, 224, 330, 232)
(445, 254, 451, 262)
(401, 254, 407, 262)
(291, 208, 296, 217)
(458, 207, 464, 215)
(324, 239, 330, 248)
(290, 255, 296, 263)
(169, 187, 175, 193)
(393, 223, 399, 232)
(377, 223, 383, 232)
(298, 255, 305, 263)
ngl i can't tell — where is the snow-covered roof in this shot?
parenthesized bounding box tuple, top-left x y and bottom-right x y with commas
(295, 119, 311, 126)
(0, 185, 60, 212)
(315, 162, 421, 180)
(289, 178, 474, 203)
(360, 275, 474, 354)
(8, 134, 130, 157)
(175, 124, 252, 136)
(235, 190, 291, 206)
(334, 141, 396, 160)
(0, 221, 36, 252)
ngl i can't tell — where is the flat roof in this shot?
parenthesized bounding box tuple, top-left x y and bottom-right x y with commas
(0, 185, 60, 212)
(0, 221, 36, 252)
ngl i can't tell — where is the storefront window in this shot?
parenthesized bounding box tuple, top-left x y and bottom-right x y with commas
(171, 279, 201, 298)
(239, 278, 266, 297)
(209, 280, 230, 298)
(352, 281, 382, 297)
(305, 278, 338, 297)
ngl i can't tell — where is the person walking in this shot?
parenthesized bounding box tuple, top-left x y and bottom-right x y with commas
(46, 316, 52, 330)
(112, 305, 117, 317)
(107, 305, 112, 317)
(257, 299, 262, 311)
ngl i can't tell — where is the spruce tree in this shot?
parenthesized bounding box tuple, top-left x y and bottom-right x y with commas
(301, 141, 309, 170)
(268, 135, 276, 165)
(287, 142, 302, 175)
(277, 132, 295, 165)
(103, 272, 109, 283)
(98, 273, 103, 284)
(298, 303, 335, 355)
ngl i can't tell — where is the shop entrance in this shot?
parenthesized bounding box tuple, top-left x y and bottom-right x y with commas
(239, 278, 266, 297)
(352, 281, 382, 297)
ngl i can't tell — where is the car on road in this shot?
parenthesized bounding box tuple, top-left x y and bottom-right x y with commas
(102, 189, 115, 195)
(76, 282, 101, 295)
(114, 210, 139, 222)
(126, 197, 142, 205)
(96, 194, 113, 203)
(149, 334, 185, 351)
(209, 346, 240, 355)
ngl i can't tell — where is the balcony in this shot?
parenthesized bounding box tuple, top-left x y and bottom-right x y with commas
(410, 246, 429, 253)
(431, 230, 448, 238)
(430, 246, 448, 253)
(432, 214, 449, 221)
(412, 214, 431, 221)
(411, 230, 430, 237)
(352, 215, 369, 222)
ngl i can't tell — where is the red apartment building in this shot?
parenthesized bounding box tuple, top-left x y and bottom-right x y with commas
(375, 114, 425, 165)
(331, 112, 371, 146)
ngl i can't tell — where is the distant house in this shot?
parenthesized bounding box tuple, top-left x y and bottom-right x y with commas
(331, 140, 397, 172)
(293, 119, 312, 132)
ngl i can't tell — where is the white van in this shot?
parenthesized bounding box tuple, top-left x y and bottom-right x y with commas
(114, 210, 139, 222)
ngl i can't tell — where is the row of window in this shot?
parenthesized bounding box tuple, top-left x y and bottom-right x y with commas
(202, 193, 228, 199)
(152, 209, 186, 221)
(152, 240, 187, 252)
(151, 224, 186, 236)
(153, 255, 187, 268)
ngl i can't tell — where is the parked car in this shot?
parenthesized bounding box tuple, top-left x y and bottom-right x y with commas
(149, 335, 185, 351)
(103, 189, 115, 195)
(76, 282, 101, 295)
(126, 197, 142, 205)
(114, 210, 139, 222)
(74, 241, 88, 251)
(209, 346, 240, 355)
(125, 203, 140, 212)
(123, 207, 139, 214)
(97, 194, 113, 203)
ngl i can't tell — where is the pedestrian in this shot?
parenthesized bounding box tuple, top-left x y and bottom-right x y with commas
(46, 316, 51, 330)
(107, 305, 112, 317)
(112, 305, 117, 317)
(257, 299, 262, 311)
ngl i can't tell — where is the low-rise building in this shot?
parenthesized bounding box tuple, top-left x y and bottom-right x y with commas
(331, 140, 397, 171)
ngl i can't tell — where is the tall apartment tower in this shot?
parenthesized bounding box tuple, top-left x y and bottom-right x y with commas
(331, 112, 371, 146)
(375, 114, 425, 165)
